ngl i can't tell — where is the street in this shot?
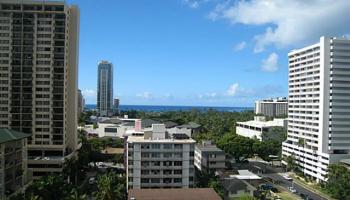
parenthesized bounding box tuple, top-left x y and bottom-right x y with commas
(249, 161, 328, 200)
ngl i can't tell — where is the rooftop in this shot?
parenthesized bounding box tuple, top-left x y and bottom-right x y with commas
(230, 170, 262, 180)
(0, 129, 30, 144)
(127, 135, 195, 144)
(100, 147, 124, 154)
(177, 122, 201, 129)
(196, 143, 223, 152)
(237, 118, 286, 128)
(128, 188, 221, 200)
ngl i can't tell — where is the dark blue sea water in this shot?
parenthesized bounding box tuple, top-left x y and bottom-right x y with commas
(85, 104, 253, 112)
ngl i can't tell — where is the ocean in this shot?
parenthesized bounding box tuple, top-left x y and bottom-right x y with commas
(85, 104, 253, 112)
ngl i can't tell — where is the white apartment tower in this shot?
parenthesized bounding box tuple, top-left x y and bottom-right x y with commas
(0, 0, 79, 178)
(97, 60, 113, 117)
(126, 124, 195, 190)
(282, 36, 350, 182)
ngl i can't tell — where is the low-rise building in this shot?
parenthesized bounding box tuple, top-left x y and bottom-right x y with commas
(126, 124, 196, 190)
(0, 129, 31, 198)
(194, 141, 225, 173)
(236, 116, 287, 141)
(221, 178, 256, 200)
(128, 188, 221, 200)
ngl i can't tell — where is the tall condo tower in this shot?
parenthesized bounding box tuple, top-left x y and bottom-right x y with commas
(0, 0, 79, 179)
(282, 36, 350, 182)
(97, 60, 113, 116)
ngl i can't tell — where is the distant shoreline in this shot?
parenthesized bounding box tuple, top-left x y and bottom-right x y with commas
(84, 104, 253, 112)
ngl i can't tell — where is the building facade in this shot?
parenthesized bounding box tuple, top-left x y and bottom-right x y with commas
(255, 97, 288, 117)
(282, 36, 350, 182)
(236, 116, 287, 141)
(126, 124, 195, 190)
(0, 129, 30, 198)
(194, 141, 225, 173)
(0, 0, 79, 179)
(97, 60, 113, 117)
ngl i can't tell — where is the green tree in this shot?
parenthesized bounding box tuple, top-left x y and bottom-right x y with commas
(25, 175, 70, 200)
(94, 173, 126, 200)
(297, 138, 305, 147)
(325, 164, 350, 200)
(284, 155, 297, 171)
(208, 178, 225, 199)
(63, 158, 79, 184)
(64, 188, 87, 200)
(254, 140, 281, 161)
(238, 194, 257, 200)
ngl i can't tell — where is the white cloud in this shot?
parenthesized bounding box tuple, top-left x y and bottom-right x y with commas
(233, 41, 246, 51)
(82, 89, 96, 97)
(183, 0, 200, 9)
(81, 89, 96, 104)
(261, 52, 278, 72)
(226, 83, 239, 96)
(136, 92, 153, 99)
(210, 0, 350, 52)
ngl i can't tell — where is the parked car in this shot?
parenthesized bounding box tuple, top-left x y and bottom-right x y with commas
(271, 187, 279, 193)
(283, 174, 293, 181)
(288, 187, 297, 193)
(89, 177, 96, 185)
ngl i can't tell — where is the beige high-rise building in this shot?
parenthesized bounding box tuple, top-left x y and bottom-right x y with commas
(0, 0, 79, 179)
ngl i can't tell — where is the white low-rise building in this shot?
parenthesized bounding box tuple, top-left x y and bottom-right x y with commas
(126, 124, 195, 190)
(236, 116, 287, 141)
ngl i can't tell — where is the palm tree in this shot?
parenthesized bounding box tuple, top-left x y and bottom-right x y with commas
(65, 188, 87, 200)
(297, 138, 306, 176)
(94, 173, 126, 200)
(63, 158, 79, 184)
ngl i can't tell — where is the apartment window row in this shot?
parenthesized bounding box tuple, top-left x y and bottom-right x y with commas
(141, 169, 183, 175)
(141, 143, 183, 149)
(289, 70, 320, 79)
(141, 152, 184, 159)
(141, 161, 183, 167)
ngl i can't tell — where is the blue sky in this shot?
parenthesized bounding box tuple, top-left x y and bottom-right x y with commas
(67, 0, 350, 107)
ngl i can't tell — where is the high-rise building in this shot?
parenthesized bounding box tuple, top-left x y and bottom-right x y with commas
(77, 89, 83, 118)
(97, 60, 113, 116)
(113, 98, 119, 115)
(126, 124, 195, 190)
(255, 97, 288, 117)
(282, 36, 350, 182)
(0, 0, 79, 179)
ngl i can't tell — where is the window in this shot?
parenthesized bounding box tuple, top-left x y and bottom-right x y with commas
(163, 153, 172, 158)
(151, 144, 160, 149)
(141, 152, 149, 158)
(174, 170, 182, 174)
(163, 144, 172, 149)
(174, 144, 183, 149)
(151, 153, 160, 158)
(174, 178, 182, 183)
(174, 161, 182, 166)
(174, 152, 182, 158)
(141, 178, 149, 183)
(151, 178, 160, 183)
